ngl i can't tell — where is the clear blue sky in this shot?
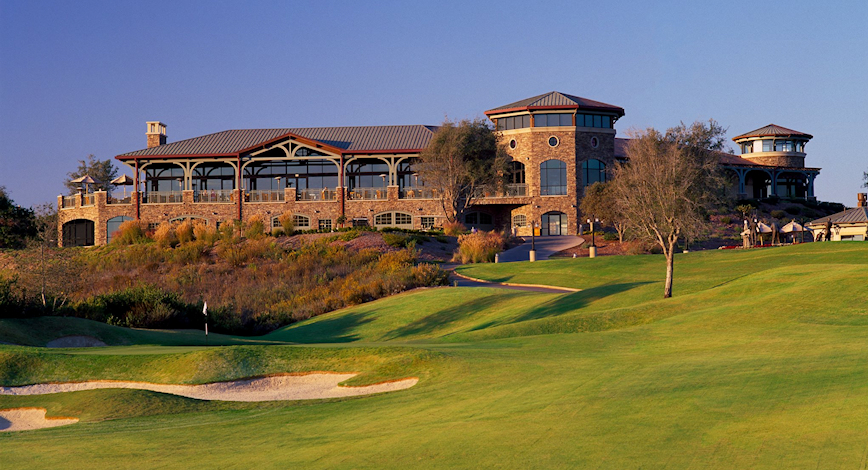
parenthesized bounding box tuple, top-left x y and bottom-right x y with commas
(1, 0, 866, 209)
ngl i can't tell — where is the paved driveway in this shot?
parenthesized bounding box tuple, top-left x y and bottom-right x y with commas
(498, 235, 584, 263)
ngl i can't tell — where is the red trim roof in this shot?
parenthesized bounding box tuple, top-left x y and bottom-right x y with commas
(485, 91, 625, 117)
(732, 124, 813, 141)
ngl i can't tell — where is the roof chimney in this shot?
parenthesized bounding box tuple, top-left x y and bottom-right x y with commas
(858, 193, 867, 208)
(146, 121, 167, 148)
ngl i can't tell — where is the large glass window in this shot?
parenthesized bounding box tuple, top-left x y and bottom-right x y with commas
(193, 163, 235, 191)
(582, 159, 606, 186)
(534, 113, 573, 127)
(346, 159, 390, 189)
(497, 115, 531, 130)
(762, 140, 774, 152)
(145, 164, 185, 192)
(396, 158, 421, 190)
(244, 159, 338, 191)
(508, 161, 525, 184)
(578, 114, 613, 129)
(775, 140, 794, 152)
(540, 159, 567, 195)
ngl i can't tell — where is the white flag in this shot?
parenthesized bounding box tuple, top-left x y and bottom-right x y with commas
(203, 301, 208, 316)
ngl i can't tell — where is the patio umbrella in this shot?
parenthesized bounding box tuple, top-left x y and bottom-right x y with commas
(780, 220, 812, 243)
(70, 175, 102, 193)
(755, 222, 773, 244)
(111, 174, 135, 198)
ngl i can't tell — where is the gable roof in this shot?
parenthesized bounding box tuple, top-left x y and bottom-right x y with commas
(485, 91, 625, 117)
(117, 125, 438, 159)
(732, 124, 813, 141)
(809, 206, 868, 225)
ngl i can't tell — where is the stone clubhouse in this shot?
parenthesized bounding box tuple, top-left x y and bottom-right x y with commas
(57, 91, 822, 246)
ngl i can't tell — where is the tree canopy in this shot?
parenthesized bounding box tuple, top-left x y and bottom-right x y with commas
(611, 119, 728, 298)
(65, 154, 118, 194)
(580, 181, 628, 242)
(416, 119, 509, 222)
(0, 186, 38, 249)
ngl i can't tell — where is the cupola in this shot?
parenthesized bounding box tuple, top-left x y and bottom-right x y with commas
(732, 124, 812, 168)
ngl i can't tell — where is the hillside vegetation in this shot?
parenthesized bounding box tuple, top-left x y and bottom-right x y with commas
(0, 226, 447, 334)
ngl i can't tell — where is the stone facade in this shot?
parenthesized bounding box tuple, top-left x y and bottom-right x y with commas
(740, 153, 806, 168)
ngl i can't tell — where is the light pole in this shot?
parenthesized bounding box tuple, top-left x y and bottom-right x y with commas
(529, 221, 539, 262)
(587, 217, 599, 258)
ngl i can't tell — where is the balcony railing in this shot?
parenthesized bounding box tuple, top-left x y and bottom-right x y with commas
(144, 191, 183, 204)
(474, 184, 528, 198)
(347, 187, 386, 200)
(297, 188, 337, 201)
(195, 189, 233, 203)
(82, 194, 95, 206)
(400, 187, 439, 199)
(107, 192, 132, 205)
(247, 190, 284, 203)
(61, 196, 77, 209)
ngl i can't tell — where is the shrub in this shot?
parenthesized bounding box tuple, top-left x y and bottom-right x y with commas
(192, 220, 219, 244)
(382, 232, 409, 248)
(411, 263, 449, 286)
(113, 220, 148, 245)
(443, 220, 467, 237)
(454, 231, 504, 263)
(719, 216, 733, 225)
(175, 221, 194, 244)
(153, 223, 177, 248)
(278, 212, 295, 236)
(602, 232, 619, 241)
(785, 206, 802, 215)
(271, 227, 284, 237)
(771, 210, 787, 219)
(244, 215, 266, 239)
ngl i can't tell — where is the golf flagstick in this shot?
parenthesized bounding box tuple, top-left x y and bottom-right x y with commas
(203, 301, 208, 346)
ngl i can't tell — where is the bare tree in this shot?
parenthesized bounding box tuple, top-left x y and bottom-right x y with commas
(612, 120, 728, 298)
(416, 119, 509, 222)
(65, 154, 118, 194)
(580, 181, 628, 242)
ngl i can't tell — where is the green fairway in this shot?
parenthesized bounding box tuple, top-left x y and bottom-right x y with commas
(2, 242, 868, 468)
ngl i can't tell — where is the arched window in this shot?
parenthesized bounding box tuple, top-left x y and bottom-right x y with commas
(513, 214, 527, 228)
(508, 161, 525, 184)
(244, 158, 338, 191)
(582, 159, 606, 187)
(106, 216, 134, 244)
(293, 214, 311, 229)
(144, 164, 185, 193)
(374, 211, 413, 229)
(540, 160, 567, 195)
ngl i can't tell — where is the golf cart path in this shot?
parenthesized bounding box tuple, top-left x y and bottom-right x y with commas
(498, 235, 584, 262)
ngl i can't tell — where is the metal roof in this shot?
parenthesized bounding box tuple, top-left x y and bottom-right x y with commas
(117, 125, 438, 158)
(616, 138, 813, 168)
(732, 124, 813, 141)
(485, 91, 625, 116)
(809, 207, 868, 225)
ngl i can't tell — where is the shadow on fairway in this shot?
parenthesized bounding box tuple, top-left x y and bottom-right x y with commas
(381, 293, 518, 341)
(511, 282, 653, 323)
(268, 311, 376, 344)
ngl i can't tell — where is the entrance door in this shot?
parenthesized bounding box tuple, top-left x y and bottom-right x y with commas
(62, 219, 95, 246)
(542, 211, 567, 236)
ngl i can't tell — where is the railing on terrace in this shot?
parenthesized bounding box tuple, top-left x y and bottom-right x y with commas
(143, 191, 183, 204)
(346, 187, 386, 200)
(195, 189, 233, 203)
(400, 187, 439, 199)
(247, 190, 284, 203)
(474, 184, 528, 198)
(61, 196, 77, 209)
(107, 192, 132, 205)
(297, 188, 337, 202)
(82, 194, 96, 206)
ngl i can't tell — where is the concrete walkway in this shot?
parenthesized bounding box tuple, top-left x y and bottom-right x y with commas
(497, 235, 584, 263)
(450, 271, 579, 294)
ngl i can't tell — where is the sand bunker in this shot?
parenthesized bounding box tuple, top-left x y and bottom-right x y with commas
(0, 373, 418, 402)
(46, 336, 107, 348)
(0, 408, 79, 432)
